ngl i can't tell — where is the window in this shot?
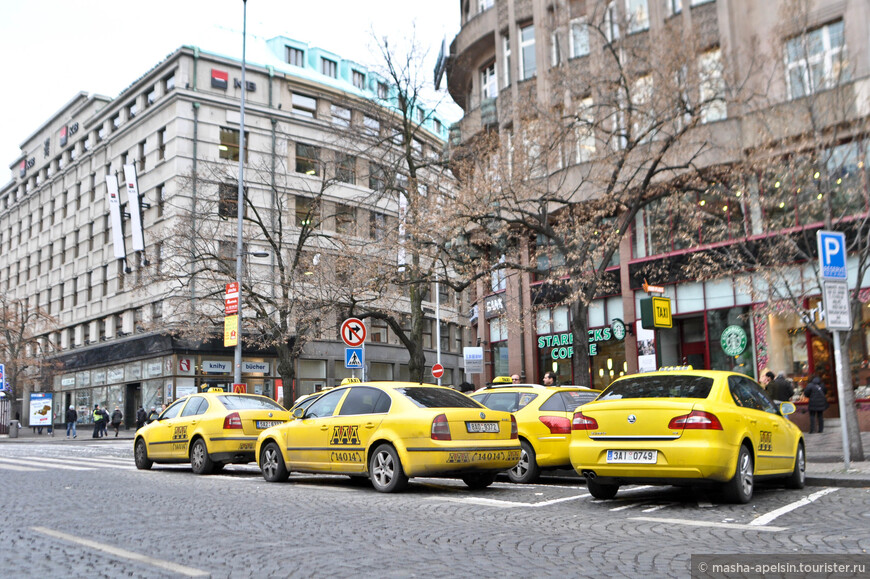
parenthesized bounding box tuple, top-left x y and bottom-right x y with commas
(626, 0, 649, 33)
(491, 254, 507, 292)
(536, 306, 570, 335)
(478, 0, 494, 12)
(785, 20, 847, 100)
(369, 318, 388, 343)
(352, 70, 366, 89)
(335, 153, 356, 184)
(519, 24, 536, 80)
(164, 73, 176, 91)
(291, 92, 317, 118)
(157, 127, 166, 160)
(331, 104, 351, 127)
(551, 31, 562, 66)
(370, 211, 387, 240)
(155, 184, 165, 218)
(570, 19, 590, 58)
(576, 97, 596, 162)
(305, 388, 345, 418)
(334, 204, 355, 235)
(363, 115, 380, 136)
(321, 57, 337, 78)
(219, 128, 247, 162)
(502, 35, 511, 87)
(128, 102, 138, 119)
(112, 114, 121, 131)
(137, 140, 146, 169)
(295, 143, 321, 176)
(286, 46, 305, 67)
(699, 48, 727, 123)
(668, 0, 682, 16)
(181, 397, 209, 417)
(369, 163, 387, 192)
(377, 82, 389, 99)
(147, 88, 157, 105)
(631, 75, 653, 141)
(296, 196, 315, 227)
(218, 183, 245, 219)
(604, 2, 620, 43)
(480, 62, 497, 100)
(338, 387, 391, 415)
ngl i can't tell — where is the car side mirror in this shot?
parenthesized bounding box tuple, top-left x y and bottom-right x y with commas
(779, 401, 796, 416)
(293, 407, 305, 419)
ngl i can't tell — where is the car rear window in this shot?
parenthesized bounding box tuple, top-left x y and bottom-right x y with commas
(561, 391, 598, 410)
(599, 375, 714, 400)
(398, 387, 482, 409)
(217, 395, 286, 411)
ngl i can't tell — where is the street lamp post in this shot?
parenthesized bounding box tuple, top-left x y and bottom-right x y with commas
(234, 0, 248, 386)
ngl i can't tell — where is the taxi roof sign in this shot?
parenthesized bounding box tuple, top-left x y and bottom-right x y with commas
(340, 377, 361, 385)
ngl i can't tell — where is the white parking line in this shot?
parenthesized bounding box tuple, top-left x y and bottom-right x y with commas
(429, 493, 591, 509)
(641, 503, 676, 513)
(0, 463, 43, 472)
(609, 503, 644, 512)
(748, 488, 839, 526)
(629, 516, 787, 532)
(32, 526, 210, 577)
(0, 457, 92, 471)
(24, 456, 136, 470)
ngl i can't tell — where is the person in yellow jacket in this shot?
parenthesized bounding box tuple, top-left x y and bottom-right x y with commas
(92, 404, 103, 438)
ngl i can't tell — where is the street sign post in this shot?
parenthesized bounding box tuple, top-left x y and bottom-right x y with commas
(816, 230, 851, 468)
(431, 364, 444, 380)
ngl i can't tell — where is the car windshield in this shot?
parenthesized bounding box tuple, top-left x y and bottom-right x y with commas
(598, 375, 714, 400)
(398, 387, 482, 409)
(217, 395, 286, 411)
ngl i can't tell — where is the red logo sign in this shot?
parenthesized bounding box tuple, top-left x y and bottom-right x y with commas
(225, 296, 238, 315)
(432, 364, 444, 379)
(340, 318, 367, 347)
(179, 359, 191, 373)
(232, 383, 247, 393)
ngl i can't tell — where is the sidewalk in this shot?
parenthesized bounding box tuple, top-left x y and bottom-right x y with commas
(0, 425, 137, 442)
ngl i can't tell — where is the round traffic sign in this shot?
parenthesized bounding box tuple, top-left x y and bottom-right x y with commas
(431, 364, 444, 379)
(340, 318, 367, 347)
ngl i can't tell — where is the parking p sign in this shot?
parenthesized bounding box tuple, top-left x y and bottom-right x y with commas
(0, 363, 5, 390)
(817, 230, 847, 280)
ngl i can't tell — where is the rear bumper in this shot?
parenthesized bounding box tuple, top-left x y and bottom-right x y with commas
(207, 435, 258, 463)
(569, 438, 738, 483)
(401, 442, 522, 477)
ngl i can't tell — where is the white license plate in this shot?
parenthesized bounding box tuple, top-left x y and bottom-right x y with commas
(606, 450, 657, 464)
(466, 422, 499, 433)
(256, 420, 283, 429)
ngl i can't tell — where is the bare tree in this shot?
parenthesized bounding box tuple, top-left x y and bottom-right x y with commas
(0, 296, 58, 416)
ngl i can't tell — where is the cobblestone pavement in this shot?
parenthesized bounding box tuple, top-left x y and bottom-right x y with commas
(1, 440, 869, 578)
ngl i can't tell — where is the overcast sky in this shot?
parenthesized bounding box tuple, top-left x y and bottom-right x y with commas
(0, 0, 461, 172)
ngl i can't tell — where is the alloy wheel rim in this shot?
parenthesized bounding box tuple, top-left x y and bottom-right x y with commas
(740, 452, 753, 495)
(798, 447, 806, 483)
(374, 451, 393, 486)
(263, 448, 278, 478)
(192, 443, 204, 468)
(512, 449, 529, 478)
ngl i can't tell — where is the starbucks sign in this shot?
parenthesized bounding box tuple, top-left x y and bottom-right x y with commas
(720, 325, 748, 356)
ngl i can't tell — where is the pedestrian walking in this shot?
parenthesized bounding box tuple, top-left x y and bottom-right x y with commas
(111, 406, 123, 437)
(770, 372, 794, 404)
(136, 406, 147, 430)
(146, 406, 160, 424)
(66, 405, 78, 439)
(804, 375, 828, 433)
(92, 404, 103, 438)
(99, 406, 109, 437)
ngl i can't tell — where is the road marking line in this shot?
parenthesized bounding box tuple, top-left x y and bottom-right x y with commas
(609, 503, 644, 512)
(641, 503, 676, 513)
(629, 517, 786, 532)
(292, 484, 353, 492)
(429, 493, 591, 509)
(0, 463, 43, 472)
(0, 457, 93, 471)
(23, 456, 136, 470)
(32, 526, 210, 577)
(749, 488, 839, 526)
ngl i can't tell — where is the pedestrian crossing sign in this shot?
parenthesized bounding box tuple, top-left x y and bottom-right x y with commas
(345, 347, 363, 369)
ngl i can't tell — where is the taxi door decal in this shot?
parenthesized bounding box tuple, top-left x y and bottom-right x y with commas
(758, 430, 772, 453)
(330, 425, 360, 445)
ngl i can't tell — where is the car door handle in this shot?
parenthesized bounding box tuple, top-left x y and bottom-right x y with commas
(320, 425, 329, 431)
(749, 419, 757, 425)
(364, 422, 375, 429)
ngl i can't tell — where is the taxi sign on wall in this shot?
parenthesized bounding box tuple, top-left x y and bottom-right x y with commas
(640, 297, 672, 329)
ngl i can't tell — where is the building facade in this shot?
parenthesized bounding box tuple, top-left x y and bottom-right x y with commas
(1, 36, 467, 427)
(447, 0, 870, 423)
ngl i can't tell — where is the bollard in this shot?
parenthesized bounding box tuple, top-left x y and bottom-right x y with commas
(8, 420, 20, 438)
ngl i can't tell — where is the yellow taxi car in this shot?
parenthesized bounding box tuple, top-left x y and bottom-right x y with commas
(134, 391, 290, 474)
(256, 381, 521, 492)
(568, 369, 805, 503)
(471, 384, 600, 483)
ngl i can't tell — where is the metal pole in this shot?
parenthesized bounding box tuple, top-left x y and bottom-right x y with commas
(234, 0, 248, 387)
(435, 276, 441, 386)
(832, 330, 851, 469)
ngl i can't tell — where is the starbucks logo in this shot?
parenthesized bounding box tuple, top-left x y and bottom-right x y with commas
(721, 325, 747, 357)
(611, 319, 626, 341)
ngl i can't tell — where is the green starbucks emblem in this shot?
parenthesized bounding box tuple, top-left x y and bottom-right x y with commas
(721, 325, 747, 357)
(611, 319, 626, 341)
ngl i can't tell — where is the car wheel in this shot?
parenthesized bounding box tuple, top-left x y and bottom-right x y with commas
(462, 472, 497, 489)
(586, 477, 619, 500)
(507, 439, 540, 484)
(369, 444, 408, 493)
(785, 442, 806, 489)
(211, 463, 225, 474)
(134, 439, 152, 470)
(190, 438, 215, 475)
(723, 444, 754, 504)
(260, 442, 289, 482)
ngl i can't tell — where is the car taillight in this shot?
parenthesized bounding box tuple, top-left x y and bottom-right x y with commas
(572, 411, 598, 430)
(223, 412, 243, 430)
(668, 410, 723, 430)
(539, 415, 572, 434)
(431, 413, 451, 440)
(510, 415, 518, 439)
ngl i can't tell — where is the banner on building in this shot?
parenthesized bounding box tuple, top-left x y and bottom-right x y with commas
(123, 164, 146, 252)
(105, 176, 127, 259)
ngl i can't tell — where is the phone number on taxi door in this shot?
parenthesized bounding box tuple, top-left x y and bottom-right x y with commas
(447, 450, 520, 464)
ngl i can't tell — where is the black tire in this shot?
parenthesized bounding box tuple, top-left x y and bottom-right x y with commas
(134, 439, 152, 470)
(211, 463, 225, 474)
(190, 438, 215, 475)
(462, 472, 497, 489)
(369, 444, 408, 493)
(586, 478, 619, 500)
(784, 442, 806, 489)
(260, 441, 289, 482)
(723, 444, 754, 504)
(507, 439, 541, 484)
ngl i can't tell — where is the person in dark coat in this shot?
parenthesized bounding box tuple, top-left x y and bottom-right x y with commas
(111, 407, 123, 437)
(136, 406, 147, 429)
(770, 372, 794, 404)
(65, 405, 78, 439)
(458, 382, 474, 393)
(146, 407, 160, 423)
(804, 375, 827, 433)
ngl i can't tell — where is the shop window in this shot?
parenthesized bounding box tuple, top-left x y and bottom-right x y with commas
(298, 359, 327, 397)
